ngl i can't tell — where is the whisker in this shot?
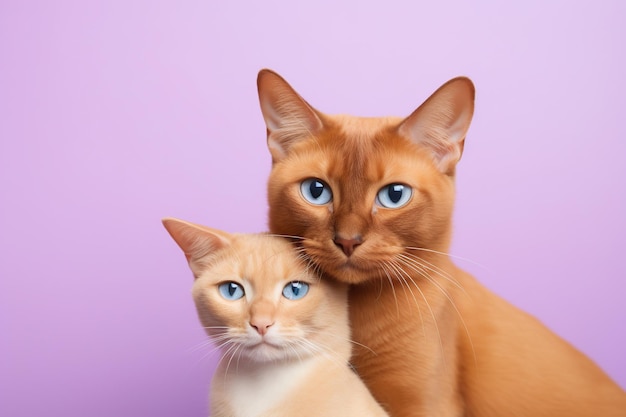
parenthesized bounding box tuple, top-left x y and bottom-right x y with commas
(391, 257, 446, 369)
(387, 260, 420, 312)
(399, 252, 466, 294)
(286, 340, 305, 364)
(213, 341, 238, 376)
(187, 338, 216, 354)
(223, 343, 243, 379)
(190, 334, 238, 366)
(378, 261, 401, 319)
(386, 259, 426, 338)
(234, 344, 246, 376)
(265, 233, 307, 241)
(396, 256, 476, 366)
(303, 328, 377, 357)
(292, 337, 349, 371)
(405, 246, 488, 271)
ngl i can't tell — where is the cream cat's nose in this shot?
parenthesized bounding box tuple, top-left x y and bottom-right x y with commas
(250, 319, 274, 336)
(334, 235, 363, 257)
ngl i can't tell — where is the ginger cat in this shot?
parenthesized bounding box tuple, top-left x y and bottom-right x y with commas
(162, 218, 389, 417)
(256, 69, 626, 417)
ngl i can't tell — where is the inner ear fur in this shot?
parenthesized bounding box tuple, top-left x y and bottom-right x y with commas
(162, 217, 232, 279)
(257, 69, 324, 162)
(397, 77, 475, 175)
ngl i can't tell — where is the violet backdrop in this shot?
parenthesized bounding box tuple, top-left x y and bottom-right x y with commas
(1, 1, 625, 416)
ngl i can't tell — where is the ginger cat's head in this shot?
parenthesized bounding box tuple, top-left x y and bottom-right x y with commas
(258, 70, 474, 284)
(162, 218, 350, 363)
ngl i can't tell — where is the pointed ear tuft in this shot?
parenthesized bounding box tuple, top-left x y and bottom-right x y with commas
(398, 77, 475, 175)
(257, 69, 323, 162)
(162, 218, 232, 279)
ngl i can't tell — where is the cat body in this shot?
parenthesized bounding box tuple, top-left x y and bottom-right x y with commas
(257, 69, 626, 417)
(162, 218, 389, 417)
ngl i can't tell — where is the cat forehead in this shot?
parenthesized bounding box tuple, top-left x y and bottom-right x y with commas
(331, 114, 402, 143)
(287, 114, 435, 182)
(206, 235, 310, 281)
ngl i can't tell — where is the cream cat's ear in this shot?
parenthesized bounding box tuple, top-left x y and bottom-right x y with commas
(257, 69, 324, 162)
(162, 218, 232, 279)
(398, 77, 475, 175)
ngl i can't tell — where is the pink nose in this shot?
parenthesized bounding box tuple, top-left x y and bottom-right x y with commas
(250, 319, 274, 336)
(333, 235, 363, 257)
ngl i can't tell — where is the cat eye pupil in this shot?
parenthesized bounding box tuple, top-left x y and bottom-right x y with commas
(227, 283, 238, 296)
(309, 181, 324, 198)
(388, 184, 404, 203)
(291, 282, 302, 296)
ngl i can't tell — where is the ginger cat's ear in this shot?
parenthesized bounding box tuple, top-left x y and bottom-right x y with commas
(257, 69, 323, 163)
(162, 218, 232, 279)
(398, 77, 475, 175)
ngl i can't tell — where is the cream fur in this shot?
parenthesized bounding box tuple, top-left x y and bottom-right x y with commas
(163, 218, 389, 417)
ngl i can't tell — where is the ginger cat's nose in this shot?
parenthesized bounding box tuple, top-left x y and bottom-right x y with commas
(250, 318, 274, 336)
(334, 235, 363, 257)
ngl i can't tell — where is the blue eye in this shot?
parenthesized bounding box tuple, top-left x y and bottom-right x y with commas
(300, 178, 332, 205)
(218, 282, 245, 300)
(376, 183, 412, 208)
(282, 281, 309, 300)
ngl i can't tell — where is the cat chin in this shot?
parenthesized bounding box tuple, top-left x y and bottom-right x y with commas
(238, 342, 302, 364)
(325, 264, 378, 285)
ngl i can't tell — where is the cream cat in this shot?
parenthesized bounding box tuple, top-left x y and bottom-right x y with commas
(162, 218, 389, 417)
(257, 69, 626, 417)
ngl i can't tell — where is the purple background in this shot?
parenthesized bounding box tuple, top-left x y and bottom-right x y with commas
(1, 1, 624, 416)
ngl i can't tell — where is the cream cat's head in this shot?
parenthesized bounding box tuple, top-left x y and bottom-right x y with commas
(258, 70, 474, 284)
(162, 218, 349, 364)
